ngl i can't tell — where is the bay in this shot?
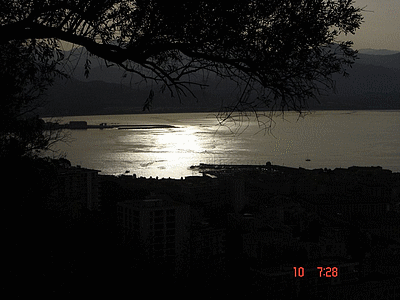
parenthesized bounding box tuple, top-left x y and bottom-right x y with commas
(47, 110, 400, 178)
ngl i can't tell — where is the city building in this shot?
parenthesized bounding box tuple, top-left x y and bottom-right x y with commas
(242, 226, 294, 265)
(325, 273, 400, 300)
(299, 195, 390, 221)
(56, 165, 100, 211)
(117, 196, 190, 276)
(46, 165, 100, 220)
(190, 221, 226, 275)
(179, 176, 227, 224)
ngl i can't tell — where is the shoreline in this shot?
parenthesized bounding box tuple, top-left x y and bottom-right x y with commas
(44, 120, 177, 130)
(40, 108, 400, 119)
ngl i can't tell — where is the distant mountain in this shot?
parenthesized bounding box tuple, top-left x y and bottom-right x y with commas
(38, 48, 400, 117)
(39, 78, 147, 117)
(39, 77, 229, 117)
(356, 52, 400, 70)
(311, 53, 400, 110)
(358, 48, 400, 56)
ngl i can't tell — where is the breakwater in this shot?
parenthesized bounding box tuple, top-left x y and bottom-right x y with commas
(44, 120, 176, 130)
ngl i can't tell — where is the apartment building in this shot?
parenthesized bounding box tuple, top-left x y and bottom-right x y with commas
(117, 197, 190, 275)
(45, 165, 100, 221)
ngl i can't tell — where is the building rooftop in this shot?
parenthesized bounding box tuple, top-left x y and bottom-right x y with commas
(57, 165, 100, 175)
(118, 196, 188, 209)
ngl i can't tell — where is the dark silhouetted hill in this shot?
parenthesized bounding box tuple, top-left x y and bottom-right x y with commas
(40, 77, 228, 116)
(358, 48, 400, 56)
(357, 52, 400, 70)
(312, 60, 400, 110)
(39, 48, 400, 116)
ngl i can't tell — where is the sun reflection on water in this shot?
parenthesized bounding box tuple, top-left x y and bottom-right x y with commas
(155, 127, 204, 154)
(109, 126, 209, 178)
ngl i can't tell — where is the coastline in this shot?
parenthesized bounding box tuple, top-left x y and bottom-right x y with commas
(44, 120, 177, 130)
(40, 108, 400, 119)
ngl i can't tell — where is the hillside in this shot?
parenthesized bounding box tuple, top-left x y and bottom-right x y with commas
(356, 52, 400, 70)
(358, 48, 400, 56)
(39, 77, 229, 117)
(39, 48, 400, 116)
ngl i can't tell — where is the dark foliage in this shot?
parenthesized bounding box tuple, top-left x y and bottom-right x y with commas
(0, 40, 67, 159)
(1, 0, 363, 118)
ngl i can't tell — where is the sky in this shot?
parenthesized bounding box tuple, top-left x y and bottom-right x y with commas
(349, 0, 400, 51)
(61, 0, 400, 52)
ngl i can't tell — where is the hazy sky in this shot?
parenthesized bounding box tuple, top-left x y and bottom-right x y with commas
(349, 0, 400, 51)
(61, 1, 400, 52)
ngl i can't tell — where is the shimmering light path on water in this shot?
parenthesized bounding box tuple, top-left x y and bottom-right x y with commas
(48, 111, 400, 178)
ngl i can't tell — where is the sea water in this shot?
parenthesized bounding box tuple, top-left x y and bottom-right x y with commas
(47, 110, 400, 178)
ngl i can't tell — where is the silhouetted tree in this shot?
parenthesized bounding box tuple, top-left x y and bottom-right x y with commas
(0, 40, 67, 160)
(1, 0, 364, 121)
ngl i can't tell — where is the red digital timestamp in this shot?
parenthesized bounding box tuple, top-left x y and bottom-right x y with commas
(293, 267, 338, 278)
